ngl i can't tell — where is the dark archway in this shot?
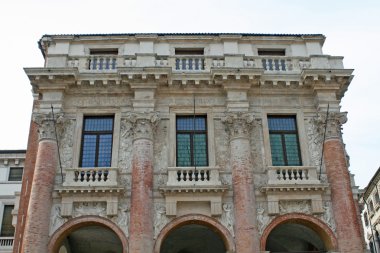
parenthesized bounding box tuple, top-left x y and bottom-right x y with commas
(266, 223, 326, 252)
(48, 216, 128, 253)
(160, 224, 226, 253)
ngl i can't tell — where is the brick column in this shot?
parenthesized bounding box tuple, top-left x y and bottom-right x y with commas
(21, 113, 59, 253)
(322, 112, 364, 253)
(128, 112, 159, 253)
(223, 112, 260, 253)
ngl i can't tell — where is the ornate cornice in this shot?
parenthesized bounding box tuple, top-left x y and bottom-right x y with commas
(221, 112, 254, 139)
(125, 112, 160, 140)
(314, 111, 347, 140)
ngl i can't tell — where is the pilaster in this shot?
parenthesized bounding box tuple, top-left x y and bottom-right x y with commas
(22, 112, 62, 253)
(128, 112, 159, 253)
(222, 112, 260, 253)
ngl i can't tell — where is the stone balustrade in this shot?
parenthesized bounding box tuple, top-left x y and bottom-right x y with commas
(166, 167, 222, 187)
(0, 237, 14, 249)
(63, 167, 118, 187)
(65, 55, 343, 73)
(267, 166, 321, 185)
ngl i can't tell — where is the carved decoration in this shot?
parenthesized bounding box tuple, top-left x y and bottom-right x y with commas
(50, 204, 68, 235)
(279, 200, 311, 214)
(222, 112, 254, 139)
(154, 203, 170, 238)
(306, 117, 324, 167)
(218, 203, 234, 236)
(256, 206, 272, 235)
(111, 203, 130, 236)
(125, 112, 160, 140)
(153, 120, 168, 172)
(33, 112, 64, 141)
(319, 201, 336, 233)
(314, 111, 347, 140)
(72, 202, 107, 218)
(57, 118, 75, 169)
(119, 119, 133, 171)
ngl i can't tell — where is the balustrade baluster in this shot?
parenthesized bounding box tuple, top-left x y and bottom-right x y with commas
(177, 171, 181, 181)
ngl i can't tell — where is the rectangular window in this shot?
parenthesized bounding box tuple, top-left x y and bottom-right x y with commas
(176, 116, 208, 167)
(8, 167, 23, 181)
(0, 205, 14, 236)
(268, 116, 302, 166)
(258, 49, 286, 56)
(80, 116, 114, 167)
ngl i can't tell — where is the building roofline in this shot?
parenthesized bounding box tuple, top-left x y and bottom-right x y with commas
(363, 167, 380, 199)
(37, 32, 326, 58)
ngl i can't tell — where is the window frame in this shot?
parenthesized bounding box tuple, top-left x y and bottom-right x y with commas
(175, 115, 209, 167)
(0, 205, 15, 237)
(8, 167, 24, 181)
(79, 115, 114, 168)
(267, 115, 302, 166)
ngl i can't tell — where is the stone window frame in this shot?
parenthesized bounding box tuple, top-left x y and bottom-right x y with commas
(72, 110, 121, 169)
(168, 108, 216, 168)
(7, 167, 24, 182)
(262, 109, 310, 167)
(0, 203, 15, 236)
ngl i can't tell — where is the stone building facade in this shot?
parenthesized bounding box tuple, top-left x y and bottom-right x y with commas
(360, 167, 380, 253)
(15, 33, 365, 253)
(0, 150, 25, 253)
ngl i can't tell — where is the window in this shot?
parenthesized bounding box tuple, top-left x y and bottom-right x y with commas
(0, 205, 14, 236)
(258, 49, 286, 56)
(175, 48, 204, 55)
(375, 191, 380, 204)
(268, 116, 302, 166)
(8, 167, 23, 181)
(364, 212, 369, 227)
(176, 116, 208, 167)
(369, 200, 375, 212)
(80, 116, 114, 167)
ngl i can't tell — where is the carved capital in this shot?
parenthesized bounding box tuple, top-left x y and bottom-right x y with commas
(315, 111, 347, 140)
(222, 112, 254, 139)
(33, 112, 64, 141)
(125, 112, 160, 140)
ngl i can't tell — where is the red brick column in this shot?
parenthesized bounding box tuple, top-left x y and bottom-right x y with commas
(323, 112, 364, 253)
(21, 114, 58, 253)
(223, 113, 260, 253)
(128, 113, 159, 253)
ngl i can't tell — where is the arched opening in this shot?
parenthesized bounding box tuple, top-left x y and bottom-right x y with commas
(261, 213, 337, 253)
(266, 223, 326, 252)
(160, 224, 226, 253)
(56, 225, 123, 253)
(154, 214, 235, 253)
(48, 216, 128, 253)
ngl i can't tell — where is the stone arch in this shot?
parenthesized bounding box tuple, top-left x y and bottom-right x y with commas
(48, 215, 128, 253)
(154, 214, 235, 253)
(260, 213, 338, 251)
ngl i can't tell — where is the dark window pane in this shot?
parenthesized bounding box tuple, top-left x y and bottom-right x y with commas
(177, 134, 191, 166)
(268, 117, 296, 131)
(270, 134, 285, 166)
(284, 134, 301, 166)
(8, 167, 23, 181)
(84, 117, 113, 132)
(193, 134, 207, 166)
(81, 135, 97, 167)
(1, 205, 14, 236)
(98, 134, 113, 167)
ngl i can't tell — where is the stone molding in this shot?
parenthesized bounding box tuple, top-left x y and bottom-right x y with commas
(125, 112, 160, 140)
(33, 112, 64, 141)
(222, 112, 254, 139)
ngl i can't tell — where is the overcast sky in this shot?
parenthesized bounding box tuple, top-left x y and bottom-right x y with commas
(0, 0, 379, 188)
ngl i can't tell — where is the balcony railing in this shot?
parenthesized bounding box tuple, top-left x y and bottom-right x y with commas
(65, 55, 339, 73)
(0, 237, 14, 249)
(166, 167, 222, 187)
(63, 167, 118, 187)
(267, 166, 321, 185)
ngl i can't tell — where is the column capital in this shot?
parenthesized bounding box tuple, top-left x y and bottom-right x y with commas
(33, 112, 64, 141)
(125, 112, 160, 140)
(315, 111, 347, 140)
(222, 112, 255, 139)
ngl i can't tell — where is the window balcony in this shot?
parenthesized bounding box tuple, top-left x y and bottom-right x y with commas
(62, 167, 119, 188)
(166, 167, 223, 188)
(267, 166, 321, 185)
(0, 237, 14, 251)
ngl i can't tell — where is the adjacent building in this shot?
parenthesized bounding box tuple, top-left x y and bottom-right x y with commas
(360, 168, 380, 253)
(15, 33, 365, 253)
(0, 150, 25, 253)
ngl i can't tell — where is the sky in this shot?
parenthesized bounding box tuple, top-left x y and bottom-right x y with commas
(0, 0, 379, 188)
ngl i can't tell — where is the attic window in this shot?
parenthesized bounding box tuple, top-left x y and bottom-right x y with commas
(258, 49, 286, 56)
(175, 48, 204, 55)
(90, 49, 118, 55)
